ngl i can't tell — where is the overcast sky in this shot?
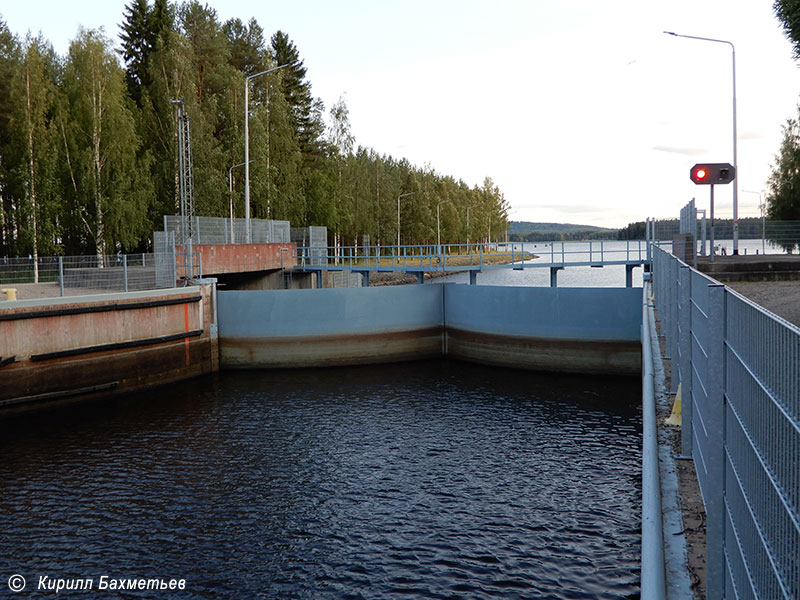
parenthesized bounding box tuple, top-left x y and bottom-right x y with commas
(4, 0, 800, 228)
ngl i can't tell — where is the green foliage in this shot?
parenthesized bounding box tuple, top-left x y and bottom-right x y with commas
(617, 222, 646, 240)
(8, 34, 61, 259)
(766, 114, 800, 219)
(775, 0, 800, 61)
(119, 0, 173, 106)
(764, 107, 800, 251)
(0, 5, 512, 257)
(60, 28, 153, 256)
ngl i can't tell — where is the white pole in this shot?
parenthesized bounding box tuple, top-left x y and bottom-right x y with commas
(664, 32, 738, 253)
(244, 62, 295, 243)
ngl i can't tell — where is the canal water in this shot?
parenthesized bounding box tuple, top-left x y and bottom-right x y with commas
(438, 238, 780, 287)
(0, 360, 641, 598)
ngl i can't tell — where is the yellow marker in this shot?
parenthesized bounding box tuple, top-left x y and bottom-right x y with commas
(665, 382, 682, 426)
(1, 288, 17, 301)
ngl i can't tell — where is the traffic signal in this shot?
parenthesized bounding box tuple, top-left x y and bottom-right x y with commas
(690, 163, 735, 185)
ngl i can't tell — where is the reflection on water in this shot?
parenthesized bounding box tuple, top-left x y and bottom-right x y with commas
(0, 360, 641, 599)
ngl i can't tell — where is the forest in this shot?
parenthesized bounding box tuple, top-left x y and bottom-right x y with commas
(0, 0, 510, 260)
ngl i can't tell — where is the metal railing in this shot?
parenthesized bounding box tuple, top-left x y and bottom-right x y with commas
(652, 218, 800, 255)
(642, 282, 667, 600)
(293, 240, 649, 271)
(652, 245, 800, 599)
(0, 252, 184, 299)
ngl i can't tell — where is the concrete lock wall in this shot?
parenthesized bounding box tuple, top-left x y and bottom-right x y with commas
(218, 285, 445, 368)
(218, 284, 642, 374)
(445, 285, 642, 375)
(0, 284, 218, 412)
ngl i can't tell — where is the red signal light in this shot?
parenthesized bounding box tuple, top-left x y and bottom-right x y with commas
(690, 163, 735, 185)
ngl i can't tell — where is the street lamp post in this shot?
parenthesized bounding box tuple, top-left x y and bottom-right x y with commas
(397, 192, 416, 247)
(244, 61, 295, 243)
(229, 159, 257, 242)
(665, 31, 739, 254)
(437, 199, 452, 256)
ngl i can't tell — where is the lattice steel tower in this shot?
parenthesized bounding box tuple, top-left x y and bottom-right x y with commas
(172, 99, 195, 279)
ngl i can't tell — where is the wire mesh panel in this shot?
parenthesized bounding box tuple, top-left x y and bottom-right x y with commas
(688, 269, 720, 487)
(291, 226, 328, 267)
(724, 291, 800, 600)
(163, 215, 290, 244)
(250, 219, 268, 243)
(0, 256, 59, 284)
(61, 255, 157, 292)
(269, 220, 291, 243)
(680, 199, 697, 235)
(331, 271, 363, 288)
(309, 226, 327, 267)
(0, 251, 176, 298)
(154, 230, 177, 288)
(653, 245, 800, 599)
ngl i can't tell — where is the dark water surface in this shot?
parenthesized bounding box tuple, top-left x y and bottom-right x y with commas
(1, 361, 641, 599)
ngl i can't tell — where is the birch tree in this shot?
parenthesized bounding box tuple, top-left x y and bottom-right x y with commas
(60, 28, 152, 262)
(9, 34, 59, 278)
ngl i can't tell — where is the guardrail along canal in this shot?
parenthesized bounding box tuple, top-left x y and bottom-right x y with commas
(0, 359, 641, 598)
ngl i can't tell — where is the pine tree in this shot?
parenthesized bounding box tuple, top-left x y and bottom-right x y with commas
(775, 0, 800, 60)
(223, 17, 268, 77)
(270, 30, 325, 159)
(119, 0, 172, 106)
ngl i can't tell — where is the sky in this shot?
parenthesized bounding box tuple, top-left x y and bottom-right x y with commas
(3, 0, 800, 228)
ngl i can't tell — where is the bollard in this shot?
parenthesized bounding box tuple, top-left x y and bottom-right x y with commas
(1, 287, 18, 301)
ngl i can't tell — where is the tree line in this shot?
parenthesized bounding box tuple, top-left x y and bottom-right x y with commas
(765, 3, 800, 227)
(0, 1, 509, 260)
(510, 230, 617, 243)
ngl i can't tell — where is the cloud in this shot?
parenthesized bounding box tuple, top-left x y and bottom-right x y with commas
(532, 204, 601, 214)
(652, 145, 707, 156)
(739, 130, 765, 141)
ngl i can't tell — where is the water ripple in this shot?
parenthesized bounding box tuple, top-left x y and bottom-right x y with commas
(0, 360, 641, 598)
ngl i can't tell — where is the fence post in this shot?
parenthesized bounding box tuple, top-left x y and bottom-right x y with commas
(669, 260, 679, 393)
(705, 283, 727, 600)
(678, 265, 692, 456)
(171, 232, 177, 286)
(58, 256, 64, 297)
